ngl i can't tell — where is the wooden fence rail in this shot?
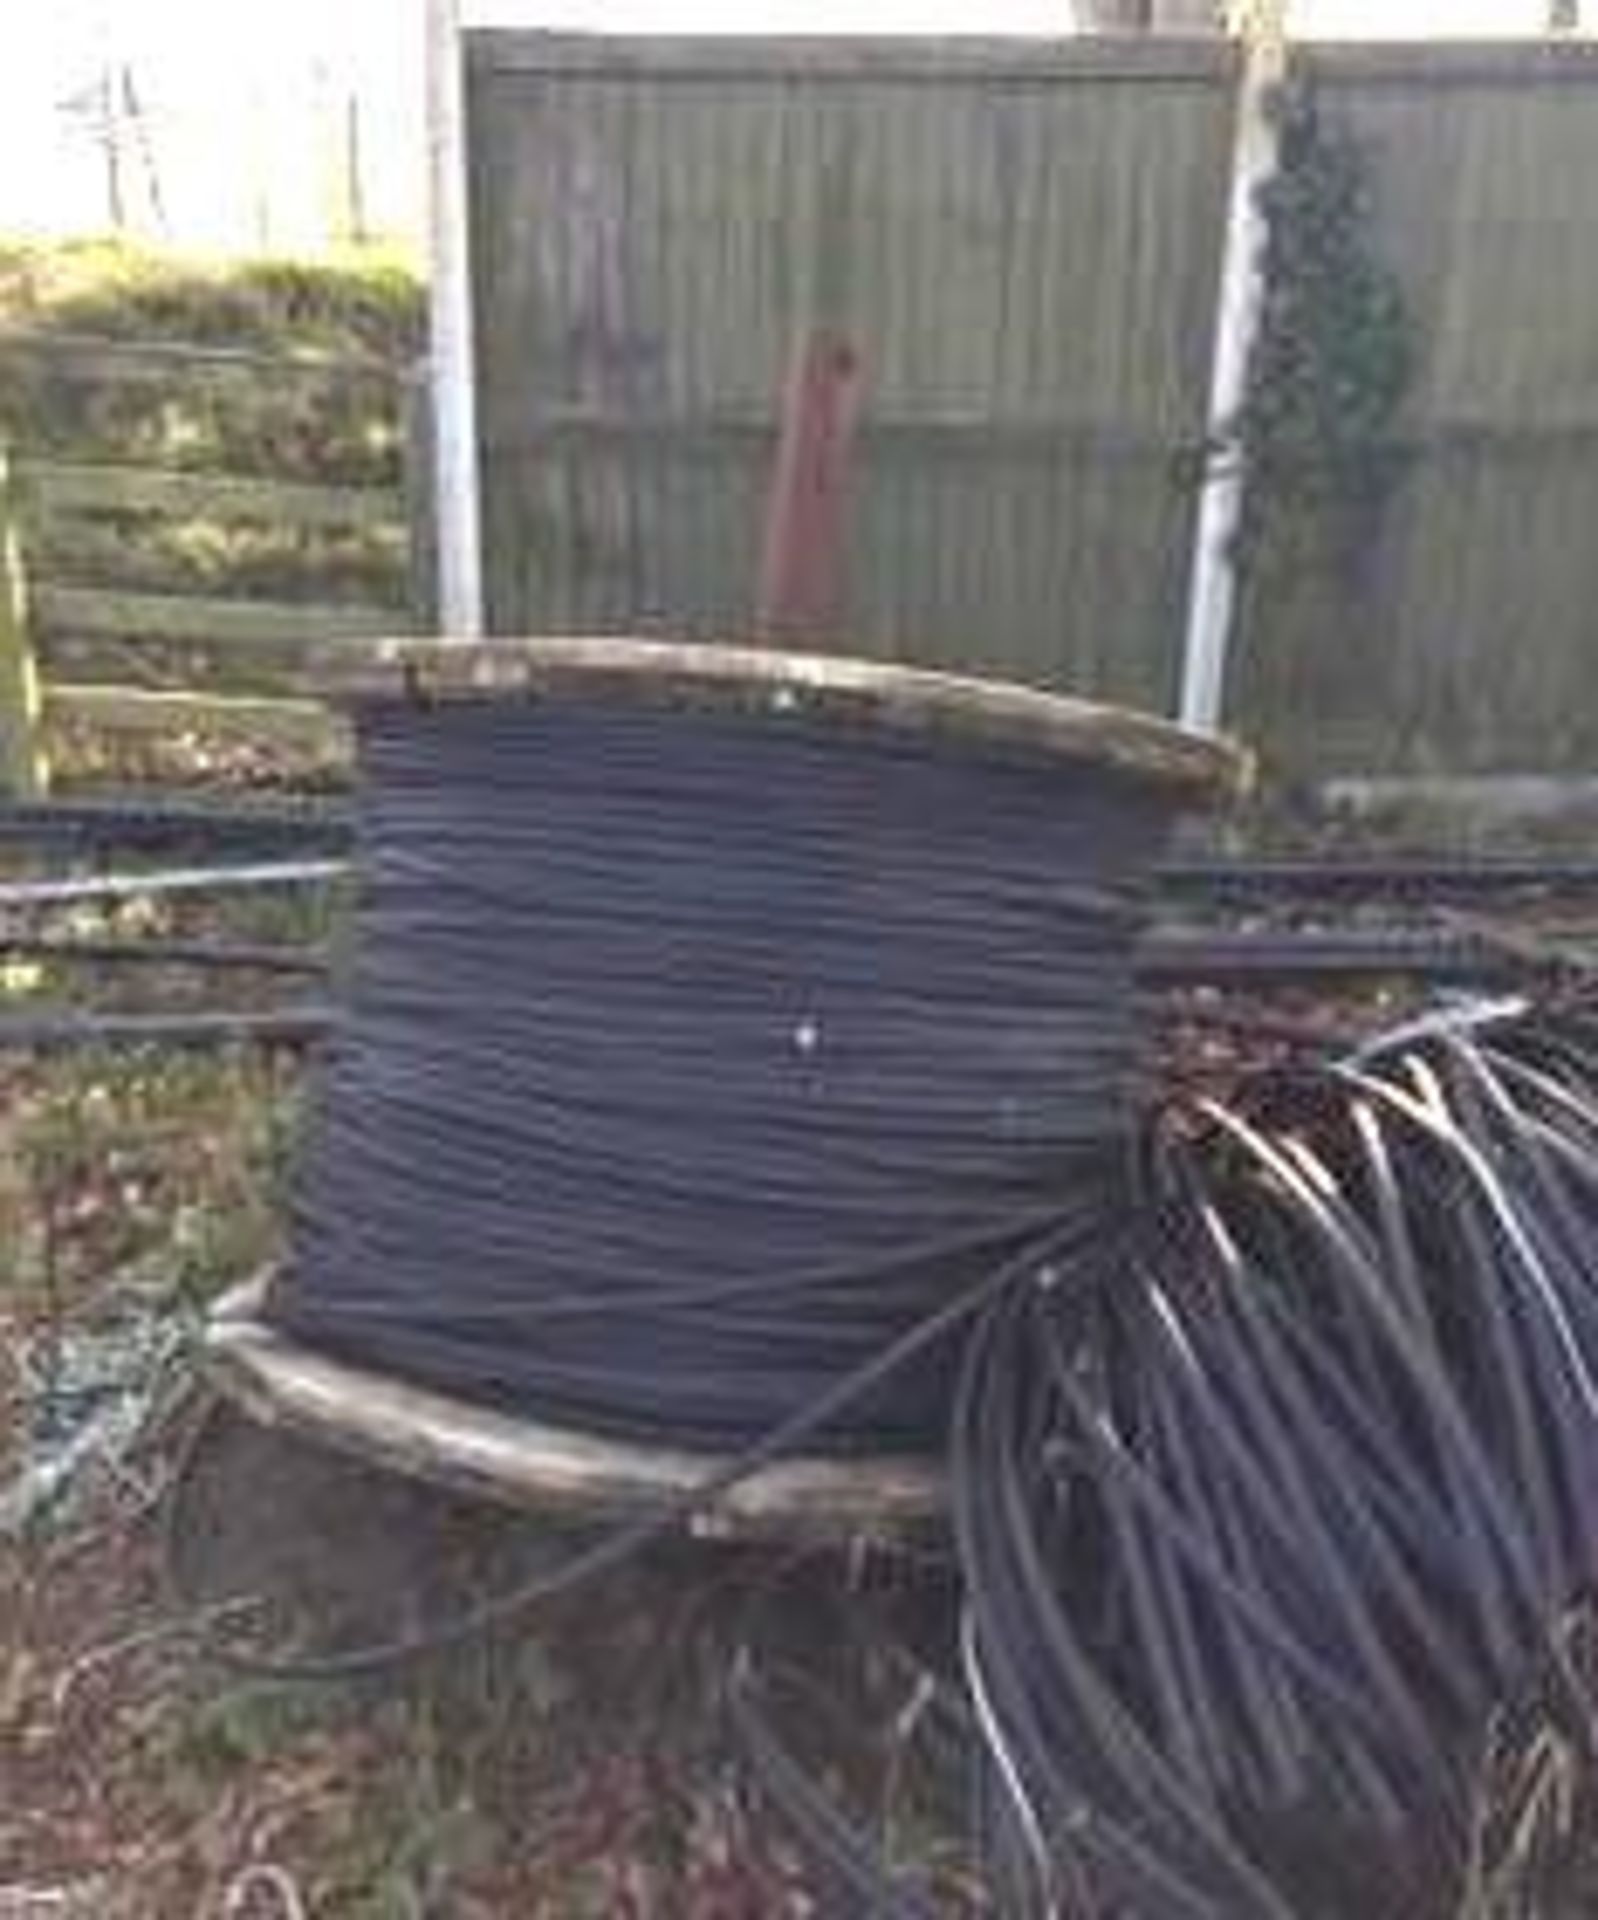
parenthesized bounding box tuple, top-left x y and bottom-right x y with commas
(19, 460, 405, 529)
(0, 332, 419, 791)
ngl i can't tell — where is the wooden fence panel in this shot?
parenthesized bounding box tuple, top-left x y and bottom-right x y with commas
(1238, 42, 1598, 773)
(466, 32, 1237, 711)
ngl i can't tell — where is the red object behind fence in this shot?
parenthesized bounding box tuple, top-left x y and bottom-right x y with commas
(756, 329, 864, 641)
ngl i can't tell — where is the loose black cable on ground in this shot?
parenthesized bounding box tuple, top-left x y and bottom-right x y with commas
(941, 997, 1598, 1917)
(0, 793, 352, 854)
(0, 1007, 334, 1050)
(1157, 855, 1598, 898)
(706, 995, 1598, 1920)
(0, 934, 328, 974)
(1138, 925, 1578, 988)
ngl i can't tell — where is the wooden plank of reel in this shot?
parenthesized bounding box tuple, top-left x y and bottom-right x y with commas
(206, 1275, 945, 1543)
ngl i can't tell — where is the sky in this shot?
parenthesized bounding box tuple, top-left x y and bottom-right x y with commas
(0, 0, 1565, 250)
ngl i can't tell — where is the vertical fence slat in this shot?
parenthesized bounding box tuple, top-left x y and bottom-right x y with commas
(404, 364, 440, 632)
(0, 446, 47, 797)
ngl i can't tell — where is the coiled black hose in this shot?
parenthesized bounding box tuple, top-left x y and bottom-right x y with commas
(268, 695, 1169, 1454)
(945, 998, 1598, 1917)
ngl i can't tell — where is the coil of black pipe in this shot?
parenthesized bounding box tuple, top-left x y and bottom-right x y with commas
(265, 640, 1240, 1458)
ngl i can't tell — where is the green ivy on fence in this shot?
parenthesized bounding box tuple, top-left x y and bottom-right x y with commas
(1234, 77, 1413, 593)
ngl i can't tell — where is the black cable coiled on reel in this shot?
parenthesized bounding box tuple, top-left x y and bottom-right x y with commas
(269, 695, 1165, 1455)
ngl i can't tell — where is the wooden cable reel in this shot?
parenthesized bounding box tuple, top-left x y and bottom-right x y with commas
(206, 636, 1245, 1543)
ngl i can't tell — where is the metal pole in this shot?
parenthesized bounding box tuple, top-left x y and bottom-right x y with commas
(1177, 13, 1285, 734)
(425, 0, 484, 638)
(100, 65, 125, 230)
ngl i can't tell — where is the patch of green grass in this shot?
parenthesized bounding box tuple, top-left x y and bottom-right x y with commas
(0, 236, 422, 360)
(0, 234, 425, 657)
(0, 1045, 306, 1314)
(160, 1677, 350, 1780)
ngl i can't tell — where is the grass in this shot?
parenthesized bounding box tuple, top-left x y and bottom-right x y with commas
(0, 236, 422, 362)
(0, 234, 424, 711)
(1, 1046, 302, 1309)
